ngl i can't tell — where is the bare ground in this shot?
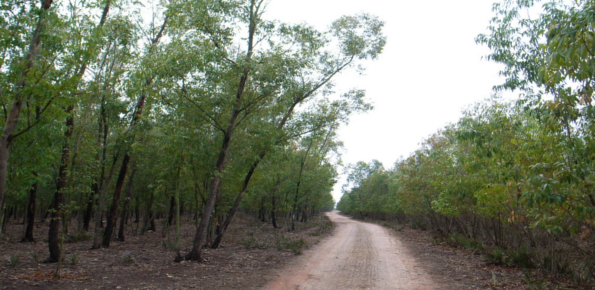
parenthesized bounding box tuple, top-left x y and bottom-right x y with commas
(383, 221, 528, 289)
(265, 211, 439, 290)
(0, 212, 332, 289)
(1, 211, 574, 289)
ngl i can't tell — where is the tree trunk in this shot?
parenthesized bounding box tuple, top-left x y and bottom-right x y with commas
(142, 190, 156, 234)
(174, 161, 182, 257)
(102, 154, 130, 247)
(301, 199, 308, 223)
(83, 117, 104, 232)
(82, 190, 94, 232)
(91, 154, 118, 249)
(184, 110, 241, 261)
(117, 168, 136, 241)
(46, 105, 74, 263)
(167, 195, 175, 226)
(134, 194, 140, 223)
(21, 182, 37, 242)
(271, 185, 278, 229)
(211, 152, 264, 249)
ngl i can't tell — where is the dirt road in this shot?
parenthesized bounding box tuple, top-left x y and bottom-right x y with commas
(264, 211, 440, 290)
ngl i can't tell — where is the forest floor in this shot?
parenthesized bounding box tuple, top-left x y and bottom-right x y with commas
(0, 212, 333, 289)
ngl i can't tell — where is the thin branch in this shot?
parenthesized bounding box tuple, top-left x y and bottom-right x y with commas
(11, 93, 59, 140)
(178, 87, 225, 132)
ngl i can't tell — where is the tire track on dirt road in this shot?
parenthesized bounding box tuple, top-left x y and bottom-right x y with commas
(264, 211, 440, 290)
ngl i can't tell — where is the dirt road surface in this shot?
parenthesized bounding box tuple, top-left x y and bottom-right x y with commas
(264, 211, 440, 290)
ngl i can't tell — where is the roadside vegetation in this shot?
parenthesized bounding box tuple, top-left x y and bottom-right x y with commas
(338, 1, 595, 288)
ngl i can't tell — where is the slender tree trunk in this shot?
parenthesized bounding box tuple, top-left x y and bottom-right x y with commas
(184, 112, 242, 260)
(167, 195, 175, 226)
(46, 105, 74, 263)
(270, 176, 280, 228)
(142, 190, 156, 234)
(210, 94, 320, 246)
(210, 93, 305, 246)
(21, 182, 37, 242)
(134, 194, 140, 223)
(84, 115, 104, 231)
(102, 154, 130, 247)
(91, 154, 118, 249)
(82, 190, 94, 231)
(174, 161, 182, 258)
(301, 198, 308, 223)
(291, 142, 312, 231)
(259, 196, 266, 222)
(117, 168, 136, 241)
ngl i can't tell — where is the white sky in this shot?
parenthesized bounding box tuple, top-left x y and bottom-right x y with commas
(265, 0, 510, 203)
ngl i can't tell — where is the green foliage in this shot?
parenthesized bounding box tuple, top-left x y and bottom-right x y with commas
(29, 251, 38, 263)
(9, 255, 19, 268)
(240, 237, 269, 249)
(484, 246, 511, 266)
(280, 238, 308, 255)
(509, 247, 534, 269)
(241, 237, 256, 249)
(121, 251, 135, 265)
(66, 254, 78, 265)
(447, 233, 483, 251)
(66, 230, 92, 243)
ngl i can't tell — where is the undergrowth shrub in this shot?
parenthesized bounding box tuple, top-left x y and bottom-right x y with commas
(66, 230, 92, 243)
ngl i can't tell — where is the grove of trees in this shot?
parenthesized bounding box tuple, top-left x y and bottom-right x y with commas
(338, 0, 595, 285)
(0, 0, 385, 270)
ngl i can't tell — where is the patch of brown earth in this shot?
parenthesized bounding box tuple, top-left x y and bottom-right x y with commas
(0, 213, 332, 289)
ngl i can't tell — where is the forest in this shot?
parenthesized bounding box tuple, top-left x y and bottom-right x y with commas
(338, 0, 595, 287)
(0, 0, 386, 276)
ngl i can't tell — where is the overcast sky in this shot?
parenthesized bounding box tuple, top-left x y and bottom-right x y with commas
(264, 0, 509, 203)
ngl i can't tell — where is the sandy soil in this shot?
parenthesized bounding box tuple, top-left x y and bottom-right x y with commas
(264, 211, 440, 290)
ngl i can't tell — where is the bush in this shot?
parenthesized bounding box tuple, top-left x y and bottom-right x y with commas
(281, 238, 309, 255)
(66, 230, 92, 243)
(509, 246, 534, 269)
(447, 233, 482, 250)
(484, 246, 510, 266)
